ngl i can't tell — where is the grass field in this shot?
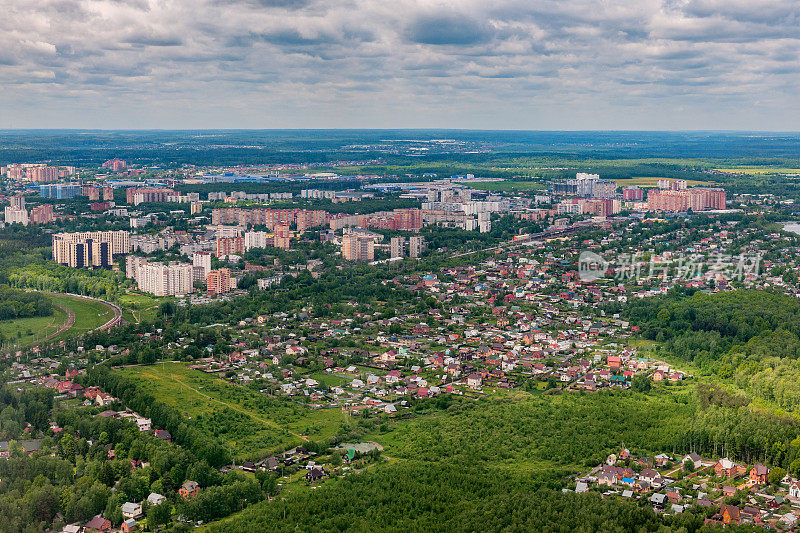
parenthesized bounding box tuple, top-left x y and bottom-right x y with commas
(50, 294, 115, 340)
(467, 180, 547, 192)
(0, 306, 69, 349)
(613, 177, 712, 187)
(714, 167, 800, 175)
(307, 371, 349, 388)
(0, 293, 114, 349)
(119, 291, 163, 324)
(120, 362, 348, 459)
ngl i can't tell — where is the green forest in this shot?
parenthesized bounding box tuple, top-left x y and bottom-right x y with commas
(625, 288, 800, 415)
(208, 385, 784, 532)
(0, 285, 53, 321)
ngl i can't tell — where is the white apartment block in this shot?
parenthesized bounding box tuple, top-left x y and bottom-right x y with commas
(244, 231, 269, 251)
(126, 256, 197, 296)
(4, 207, 28, 225)
(192, 251, 212, 278)
(390, 237, 405, 258)
(409, 236, 425, 258)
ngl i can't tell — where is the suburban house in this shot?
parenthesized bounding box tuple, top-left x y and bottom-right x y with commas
(749, 463, 770, 484)
(306, 467, 325, 483)
(147, 492, 166, 506)
(95, 392, 115, 406)
(121, 518, 137, 532)
(721, 504, 741, 525)
(84, 515, 112, 532)
(654, 453, 671, 467)
(179, 480, 200, 498)
(681, 452, 707, 467)
(121, 501, 143, 519)
(715, 458, 746, 477)
(466, 373, 482, 389)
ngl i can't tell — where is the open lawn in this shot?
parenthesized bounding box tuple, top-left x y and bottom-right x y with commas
(49, 294, 115, 340)
(0, 306, 68, 349)
(119, 362, 348, 459)
(119, 291, 163, 324)
(0, 293, 114, 349)
(307, 371, 348, 388)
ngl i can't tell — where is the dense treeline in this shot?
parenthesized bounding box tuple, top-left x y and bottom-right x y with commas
(6, 260, 129, 302)
(0, 227, 130, 301)
(184, 265, 415, 325)
(0, 380, 276, 532)
(0, 285, 53, 321)
(387, 388, 800, 474)
(0, 384, 53, 440)
(82, 365, 232, 468)
(624, 289, 800, 413)
(207, 460, 759, 533)
(207, 387, 800, 531)
(0, 396, 265, 532)
(626, 289, 800, 351)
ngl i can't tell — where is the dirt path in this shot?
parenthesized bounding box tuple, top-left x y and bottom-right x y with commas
(144, 369, 309, 442)
(28, 304, 75, 348)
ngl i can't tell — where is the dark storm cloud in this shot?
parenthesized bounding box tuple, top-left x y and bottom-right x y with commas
(123, 33, 184, 47)
(406, 12, 494, 45)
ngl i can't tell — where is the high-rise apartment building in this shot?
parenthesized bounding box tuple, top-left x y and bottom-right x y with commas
(647, 188, 726, 212)
(211, 207, 327, 229)
(2, 164, 26, 180)
(274, 225, 291, 249)
(192, 251, 212, 278)
(30, 204, 55, 224)
(206, 268, 232, 295)
(126, 187, 175, 205)
(102, 158, 127, 171)
(4, 207, 28, 225)
(126, 256, 195, 296)
(244, 231, 269, 251)
(390, 237, 405, 258)
(216, 236, 244, 257)
(622, 186, 643, 201)
(54, 238, 111, 269)
(26, 166, 60, 183)
(82, 186, 101, 201)
(342, 235, 374, 261)
(553, 174, 617, 198)
(478, 212, 491, 233)
(10, 195, 25, 210)
(409, 236, 425, 258)
(52, 231, 130, 268)
(40, 184, 81, 199)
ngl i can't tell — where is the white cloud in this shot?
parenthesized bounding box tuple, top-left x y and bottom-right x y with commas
(0, 0, 799, 128)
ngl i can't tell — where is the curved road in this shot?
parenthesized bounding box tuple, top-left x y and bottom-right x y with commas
(25, 292, 122, 349)
(32, 303, 76, 347)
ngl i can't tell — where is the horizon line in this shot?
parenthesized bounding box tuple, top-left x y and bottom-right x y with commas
(1, 128, 800, 134)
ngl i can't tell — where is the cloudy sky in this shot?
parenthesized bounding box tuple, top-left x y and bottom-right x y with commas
(2, 0, 799, 129)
